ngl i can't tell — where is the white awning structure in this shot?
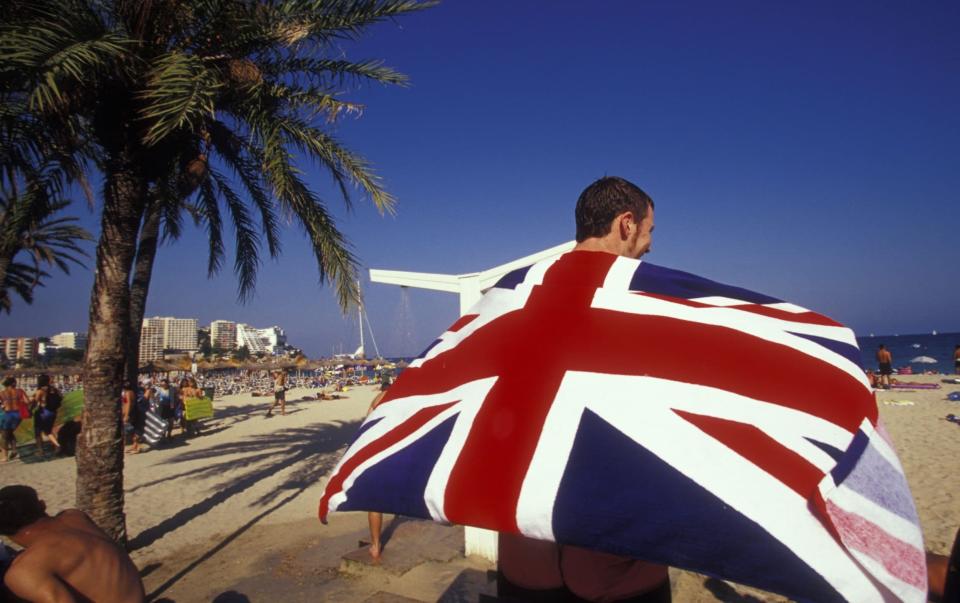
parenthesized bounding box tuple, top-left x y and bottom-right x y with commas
(370, 240, 575, 315)
(368, 240, 576, 562)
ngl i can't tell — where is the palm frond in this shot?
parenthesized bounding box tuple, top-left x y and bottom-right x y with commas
(211, 169, 261, 301)
(197, 178, 225, 278)
(149, 178, 185, 243)
(255, 83, 365, 122)
(262, 57, 408, 87)
(1, 21, 132, 114)
(290, 1, 438, 44)
(277, 116, 395, 214)
(207, 121, 281, 258)
(139, 51, 222, 145)
(253, 149, 360, 309)
(0, 261, 49, 313)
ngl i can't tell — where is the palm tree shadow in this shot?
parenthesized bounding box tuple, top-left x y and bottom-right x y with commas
(129, 419, 360, 552)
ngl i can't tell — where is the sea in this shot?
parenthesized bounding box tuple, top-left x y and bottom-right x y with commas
(383, 336, 960, 378)
(856, 332, 960, 374)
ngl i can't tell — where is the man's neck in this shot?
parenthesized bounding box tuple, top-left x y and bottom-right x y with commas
(10, 516, 53, 547)
(573, 237, 624, 257)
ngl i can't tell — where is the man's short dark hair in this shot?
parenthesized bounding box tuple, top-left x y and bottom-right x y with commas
(575, 177, 654, 243)
(37, 374, 50, 388)
(0, 486, 44, 536)
(2, 377, 15, 388)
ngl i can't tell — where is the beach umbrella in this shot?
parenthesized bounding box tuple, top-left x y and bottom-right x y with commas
(319, 252, 926, 602)
(910, 355, 937, 364)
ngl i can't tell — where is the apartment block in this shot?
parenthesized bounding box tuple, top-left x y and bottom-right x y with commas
(0, 337, 38, 361)
(234, 324, 287, 355)
(163, 318, 198, 352)
(51, 331, 88, 350)
(139, 318, 165, 363)
(210, 320, 237, 351)
(138, 316, 198, 363)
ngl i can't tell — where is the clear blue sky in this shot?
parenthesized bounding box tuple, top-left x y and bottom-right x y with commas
(3, 1, 959, 357)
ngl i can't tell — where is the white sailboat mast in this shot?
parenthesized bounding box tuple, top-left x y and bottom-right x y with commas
(357, 280, 365, 358)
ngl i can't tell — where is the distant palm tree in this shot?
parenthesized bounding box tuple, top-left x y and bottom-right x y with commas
(2, 0, 435, 542)
(0, 186, 92, 313)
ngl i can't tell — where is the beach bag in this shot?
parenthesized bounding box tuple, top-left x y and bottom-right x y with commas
(183, 397, 214, 421)
(17, 398, 29, 419)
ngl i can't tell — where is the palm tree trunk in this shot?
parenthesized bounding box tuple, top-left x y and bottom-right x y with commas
(126, 200, 161, 386)
(77, 155, 146, 544)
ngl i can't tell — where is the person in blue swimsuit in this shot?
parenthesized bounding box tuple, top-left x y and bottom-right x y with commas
(31, 375, 61, 458)
(1, 378, 24, 462)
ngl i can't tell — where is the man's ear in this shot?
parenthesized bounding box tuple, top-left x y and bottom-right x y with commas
(615, 211, 635, 240)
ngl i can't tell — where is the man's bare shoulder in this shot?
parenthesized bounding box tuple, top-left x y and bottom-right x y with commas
(55, 509, 107, 534)
(4, 555, 76, 603)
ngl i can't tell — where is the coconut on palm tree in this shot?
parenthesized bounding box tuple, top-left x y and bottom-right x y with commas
(1, 0, 435, 542)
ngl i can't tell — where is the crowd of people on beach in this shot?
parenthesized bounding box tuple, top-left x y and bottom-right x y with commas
(1, 376, 66, 463)
(0, 369, 389, 602)
(0, 365, 381, 464)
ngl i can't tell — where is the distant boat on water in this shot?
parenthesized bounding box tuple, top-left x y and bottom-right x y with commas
(933, 329, 938, 336)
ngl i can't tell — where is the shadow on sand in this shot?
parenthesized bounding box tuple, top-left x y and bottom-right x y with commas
(135, 419, 360, 600)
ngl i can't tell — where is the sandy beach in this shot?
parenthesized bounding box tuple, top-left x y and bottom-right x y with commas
(2, 376, 959, 601)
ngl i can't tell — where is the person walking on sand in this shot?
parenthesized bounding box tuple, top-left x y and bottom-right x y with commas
(266, 368, 287, 417)
(876, 344, 893, 389)
(954, 344, 960, 375)
(121, 380, 141, 454)
(31, 375, 62, 458)
(0, 378, 26, 462)
(366, 377, 392, 561)
(0, 485, 145, 602)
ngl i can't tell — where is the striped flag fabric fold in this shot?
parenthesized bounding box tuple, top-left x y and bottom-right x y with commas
(319, 250, 926, 602)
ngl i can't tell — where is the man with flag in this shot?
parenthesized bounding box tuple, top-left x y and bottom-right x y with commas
(320, 177, 928, 602)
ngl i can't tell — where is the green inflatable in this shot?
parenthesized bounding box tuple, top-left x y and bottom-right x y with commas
(14, 389, 84, 445)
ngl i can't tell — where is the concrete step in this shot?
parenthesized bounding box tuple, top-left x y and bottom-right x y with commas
(340, 517, 464, 578)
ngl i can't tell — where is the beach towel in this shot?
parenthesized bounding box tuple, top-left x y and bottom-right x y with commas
(183, 397, 214, 421)
(319, 251, 926, 602)
(142, 407, 167, 445)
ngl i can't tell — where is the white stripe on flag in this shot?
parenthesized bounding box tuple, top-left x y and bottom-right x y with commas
(423, 377, 498, 522)
(516, 372, 884, 602)
(764, 302, 810, 314)
(591, 288, 869, 389)
(689, 296, 751, 306)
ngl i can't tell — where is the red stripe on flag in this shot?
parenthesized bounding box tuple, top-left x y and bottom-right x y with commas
(735, 304, 841, 327)
(633, 292, 842, 327)
(319, 401, 457, 522)
(675, 411, 824, 498)
(825, 500, 926, 590)
(448, 314, 479, 333)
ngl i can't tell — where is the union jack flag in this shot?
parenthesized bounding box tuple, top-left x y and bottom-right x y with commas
(319, 250, 926, 602)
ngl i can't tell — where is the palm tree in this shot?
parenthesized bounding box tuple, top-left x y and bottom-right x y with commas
(2, 0, 435, 542)
(0, 184, 92, 313)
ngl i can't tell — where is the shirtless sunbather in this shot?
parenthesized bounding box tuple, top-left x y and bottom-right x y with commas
(0, 485, 145, 602)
